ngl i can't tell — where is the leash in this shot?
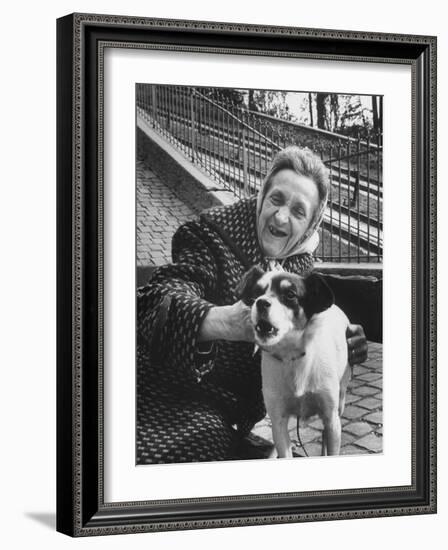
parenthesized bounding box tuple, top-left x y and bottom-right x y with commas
(296, 416, 309, 457)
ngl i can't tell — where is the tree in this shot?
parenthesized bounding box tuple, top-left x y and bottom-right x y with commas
(316, 93, 329, 130)
(250, 90, 295, 121)
(248, 89, 258, 111)
(308, 93, 314, 127)
(338, 95, 368, 135)
(372, 95, 381, 133)
(330, 94, 339, 132)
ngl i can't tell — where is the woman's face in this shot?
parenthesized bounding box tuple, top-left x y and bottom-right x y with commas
(258, 168, 319, 257)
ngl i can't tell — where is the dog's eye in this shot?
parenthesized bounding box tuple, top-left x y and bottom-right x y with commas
(284, 289, 297, 301)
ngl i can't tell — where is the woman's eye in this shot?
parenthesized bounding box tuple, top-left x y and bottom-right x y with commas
(292, 208, 305, 218)
(270, 194, 283, 206)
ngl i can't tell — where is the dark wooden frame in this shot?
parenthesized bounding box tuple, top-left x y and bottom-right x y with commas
(57, 13, 437, 537)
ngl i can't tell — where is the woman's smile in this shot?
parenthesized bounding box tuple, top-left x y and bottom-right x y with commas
(268, 224, 288, 238)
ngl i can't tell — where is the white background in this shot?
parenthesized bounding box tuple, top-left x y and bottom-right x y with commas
(0, 1, 445, 548)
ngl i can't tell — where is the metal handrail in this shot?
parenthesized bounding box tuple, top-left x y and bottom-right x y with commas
(196, 91, 281, 150)
(246, 110, 382, 149)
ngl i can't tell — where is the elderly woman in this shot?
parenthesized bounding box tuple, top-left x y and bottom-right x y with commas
(137, 146, 368, 464)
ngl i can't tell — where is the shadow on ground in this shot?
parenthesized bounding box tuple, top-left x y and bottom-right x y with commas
(25, 512, 56, 530)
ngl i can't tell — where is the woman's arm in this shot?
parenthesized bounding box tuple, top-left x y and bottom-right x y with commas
(199, 301, 254, 343)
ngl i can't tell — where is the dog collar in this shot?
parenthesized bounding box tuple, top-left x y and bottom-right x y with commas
(254, 344, 305, 363)
(271, 351, 306, 363)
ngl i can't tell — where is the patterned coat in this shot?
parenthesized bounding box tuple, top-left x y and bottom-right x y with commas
(137, 196, 315, 464)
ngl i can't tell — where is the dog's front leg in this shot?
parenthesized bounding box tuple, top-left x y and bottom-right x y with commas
(270, 415, 293, 458)
(322, 410, 342, 455)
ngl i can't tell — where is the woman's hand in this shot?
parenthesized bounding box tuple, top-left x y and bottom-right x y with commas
(199, 301, 254, 343)
(346, 324, 368, 365)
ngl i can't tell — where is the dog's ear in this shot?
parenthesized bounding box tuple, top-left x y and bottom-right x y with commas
(237, 265, 265, 305)
(302, 272, 334, 318)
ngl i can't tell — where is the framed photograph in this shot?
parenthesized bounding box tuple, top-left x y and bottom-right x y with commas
(57, 13, 436, 536)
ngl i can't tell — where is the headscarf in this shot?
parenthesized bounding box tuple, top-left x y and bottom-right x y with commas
(256, 146, 329, 261)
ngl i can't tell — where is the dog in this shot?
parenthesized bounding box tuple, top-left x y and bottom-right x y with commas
(239, 266, 351, 458)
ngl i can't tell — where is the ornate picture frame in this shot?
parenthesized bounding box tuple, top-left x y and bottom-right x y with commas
(56, 13, 436, 536)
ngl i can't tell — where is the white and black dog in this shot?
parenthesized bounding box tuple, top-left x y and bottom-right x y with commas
(239, 266, 351, 458)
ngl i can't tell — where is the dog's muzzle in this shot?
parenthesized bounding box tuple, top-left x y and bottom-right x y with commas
(253, 298, 279, 339)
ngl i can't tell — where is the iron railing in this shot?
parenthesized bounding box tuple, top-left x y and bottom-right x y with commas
(136, 84, 383, 263)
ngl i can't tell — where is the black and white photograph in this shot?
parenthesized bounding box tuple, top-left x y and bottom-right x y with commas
(135, 85, 383, 464)
(1, 0, 443, 545)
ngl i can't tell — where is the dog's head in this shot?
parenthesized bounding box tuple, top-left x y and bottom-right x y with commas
(238, 266, 334, 347)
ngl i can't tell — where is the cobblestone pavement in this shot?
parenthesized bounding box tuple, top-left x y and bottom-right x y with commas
(251, 341, 383, 456)
(137, 155, 383, 457)
(137, 158, 197, 267)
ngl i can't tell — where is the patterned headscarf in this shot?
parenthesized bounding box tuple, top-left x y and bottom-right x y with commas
(256, 146, 329, 261)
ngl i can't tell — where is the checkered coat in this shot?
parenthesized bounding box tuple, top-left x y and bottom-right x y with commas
(137, 196, 315, 463)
